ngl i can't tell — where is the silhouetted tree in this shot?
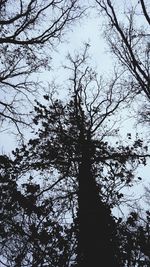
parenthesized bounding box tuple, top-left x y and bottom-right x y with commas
(9, 46, 149, 266)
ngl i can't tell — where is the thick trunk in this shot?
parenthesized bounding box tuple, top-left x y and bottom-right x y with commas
(76, 147, 119, 267)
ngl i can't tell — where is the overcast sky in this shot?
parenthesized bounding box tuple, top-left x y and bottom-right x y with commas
(1, 0, 150, 215)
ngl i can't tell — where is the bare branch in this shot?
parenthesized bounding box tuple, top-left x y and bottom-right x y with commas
(0, 0, 84, 134)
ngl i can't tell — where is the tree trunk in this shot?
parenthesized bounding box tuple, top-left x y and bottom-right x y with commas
(76, 141, 120, 267)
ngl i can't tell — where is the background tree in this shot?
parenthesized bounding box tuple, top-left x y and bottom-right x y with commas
(0, 154, 75, 267)
(114, 210, 150, 266)
(95, 0, 150, 123)
(0, 0, 84, 134)
(8, 46, 149, 266)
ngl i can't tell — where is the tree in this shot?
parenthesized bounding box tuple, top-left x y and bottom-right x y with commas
(0, 155, 75, 267)
(8, 46, 149, 266)
(118, 210, 150, 266)
(0, 0, 84, 134)
(95, 0, 150, 122)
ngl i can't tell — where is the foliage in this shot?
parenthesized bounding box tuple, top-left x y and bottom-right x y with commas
(0, 3, 150, 264)
(0, 155, 75, 267)
(1, 47, 148, 266)
(117, 210, 150, 266)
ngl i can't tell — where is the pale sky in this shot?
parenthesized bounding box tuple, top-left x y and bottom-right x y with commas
(0, 0, 149, 215)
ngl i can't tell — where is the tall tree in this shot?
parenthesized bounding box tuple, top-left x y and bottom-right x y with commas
(0, 0, 84, 133)
(10, 46, 149, 266)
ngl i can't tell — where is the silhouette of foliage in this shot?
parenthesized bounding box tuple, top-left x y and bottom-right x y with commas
(5, 47, 148, 266)
(117, 210, 150, 266)
(0, 155, 76, 267)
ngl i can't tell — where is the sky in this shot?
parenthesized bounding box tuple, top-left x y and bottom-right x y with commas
(0, 0, 150, 215)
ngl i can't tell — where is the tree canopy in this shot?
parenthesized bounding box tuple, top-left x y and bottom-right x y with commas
(1, 47, 150, 266)
(0, 1, 150, 267)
